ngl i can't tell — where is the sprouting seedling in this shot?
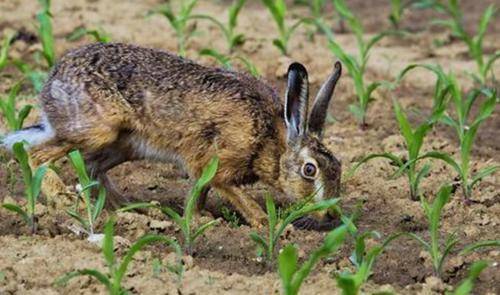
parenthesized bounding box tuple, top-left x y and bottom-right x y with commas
(149, 0, 199, 57)
(66, 150, 106, 239)
(0, 81, 33, 131)
(56, 218, 183, 295)
(413, 75, 498, 201)
(318, 0, 399, 128)
(249, 194, 340, 264)
(278, 225, 347, 295)
(1, 142, 47, 234)
(120, 156, 220, 254)
(0, 32, 14, 72)
(192, 0, 246, 53)
(37, 0, 56, 67)
(12, 59, 48, 94)
(447, 261, 489, 295)
(348, 64, 450, 200)
(67, 26, 112, 43)
(336, 230, 389, 295)
(388, 0, 413, 29)
(415, 1, 499, 84)
(387, 184, 499, 278)
(199, 48, 260, 77)
(261, 0, 308, 55)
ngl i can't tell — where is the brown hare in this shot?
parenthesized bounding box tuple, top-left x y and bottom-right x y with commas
(2, 43, 342, 228)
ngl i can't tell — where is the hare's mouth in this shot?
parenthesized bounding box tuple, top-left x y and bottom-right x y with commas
(292, 216, 339, 231)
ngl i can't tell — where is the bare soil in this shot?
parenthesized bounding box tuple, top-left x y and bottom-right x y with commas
(0, 0, 499, 294)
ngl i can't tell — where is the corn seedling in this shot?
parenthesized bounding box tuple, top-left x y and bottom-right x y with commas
(199, 48, 260, 77)
(1, 142, 47, 234)
(387, 184, 499, 278)
(415, 1, 499, 84)
(150, 0, 198, 57)
(67, 26, 112, 43)
(389, 0, 414, 29)
(447, 261, 488, 295)
(192, 0, 246, 53)
(261, 0, 308, 55)
(56, 218, 182, 295)
(120, 156, 220, 254)
(349, 64, 450, 200)
(278, 225, 348, 295)
(0, 81, 33, 131)
(0, 32, 14, 71)
(319, 0, 397, 128)
(415, 75, 497, 201)
(37, 0, 56, 67)
(250, 195, 340, 264)
(66, 150, 106, 238)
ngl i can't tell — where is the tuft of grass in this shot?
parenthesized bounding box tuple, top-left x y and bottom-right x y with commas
(348, 64, 450, 200)
(261, 0, 308, 55)
(192, 0, 246, 53)
(0, 81, 33, 131)
(278, 225, 347, 295)
(149, 0, 199, 57)
(67, 26, 112, 43)
(66, 150, 106, 238)
(318, 0, 399, 128)
(56, 218, 182, 294)
(249, 195, 340, 264)
(1, 142, 47, 234)
(37, 0, 56, 67)
(120, 156, 220, 254)
(415, 1, 499, 84)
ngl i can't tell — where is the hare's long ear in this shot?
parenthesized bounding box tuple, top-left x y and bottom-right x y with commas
(308, 61, 342, 138)
(285, 62, 309, 145)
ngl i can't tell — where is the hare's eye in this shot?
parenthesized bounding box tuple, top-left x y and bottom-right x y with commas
(302, 162, 317, 179)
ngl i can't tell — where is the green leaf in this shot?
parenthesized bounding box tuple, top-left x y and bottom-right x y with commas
(31, 165, 48, 205)
(249, 232, 268, 250)
(460, 240, 500, 255)
(55, 269, 111, 290)
(199, 48, 232, 68)
(0, 32, 14, 71)
(116, 235, 179, 286)
(102, 218, 115, 270)
(347, 153, 403, 179)
(470, 165, 499, 189)
(92, 186, 106, 223)
(160, 206, 184, 228)
(451, 261, 489, 295)
(272, 39, 287, 55)
(2, 203, 30, 225)
(117, 202, 157, 212)
(16, 104, 33, 130)
(66, 209, 88, 229)
(278, 244, 298, 292)
(192, 219, 219, 241)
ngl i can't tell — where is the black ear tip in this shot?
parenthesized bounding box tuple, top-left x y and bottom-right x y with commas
(334, 61, 342, 72)
(288, 62, 308, 77)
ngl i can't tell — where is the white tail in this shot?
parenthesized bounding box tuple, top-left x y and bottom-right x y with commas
(1, 115, 55, 151)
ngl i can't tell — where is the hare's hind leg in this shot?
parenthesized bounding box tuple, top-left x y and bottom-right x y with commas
(213, 185, 267, 228)
(30, 141, 75, 210)
(85, 142, 139, 209)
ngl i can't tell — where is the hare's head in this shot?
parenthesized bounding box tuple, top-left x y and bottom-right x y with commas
(279, 62, 342, 230)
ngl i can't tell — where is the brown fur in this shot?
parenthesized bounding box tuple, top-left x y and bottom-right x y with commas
(24, 43, 342, 228)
